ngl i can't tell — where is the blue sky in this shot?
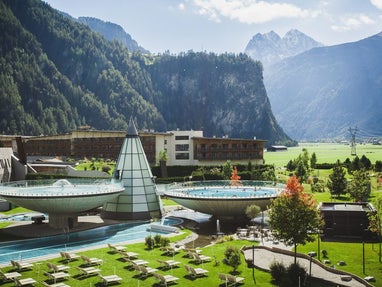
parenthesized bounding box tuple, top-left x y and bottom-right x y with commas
(44, 0, 382, 54)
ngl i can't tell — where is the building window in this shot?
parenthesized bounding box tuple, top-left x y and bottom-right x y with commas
(175, 135, 189, 140)
(176, 153, 189, 160)
(175, 144, 189, 151)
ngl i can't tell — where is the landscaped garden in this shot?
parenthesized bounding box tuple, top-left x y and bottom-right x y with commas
(1, 142, 382, 286)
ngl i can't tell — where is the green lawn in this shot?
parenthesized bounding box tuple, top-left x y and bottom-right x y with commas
(1, 233, 334, 287)
(264, 143, 382, 167)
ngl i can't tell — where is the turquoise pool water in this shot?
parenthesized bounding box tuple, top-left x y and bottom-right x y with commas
(0, 218, 179, 265)
(182, 186, 278, 197)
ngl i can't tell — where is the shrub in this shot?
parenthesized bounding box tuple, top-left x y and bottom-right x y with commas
(145, 235, 155, 250)
(160, 237, 170, 247)
(223, 246, 242, 272)
(154, 234, 162, 246)
(270, 261, 287, 284)
(287, 263, 307, 285)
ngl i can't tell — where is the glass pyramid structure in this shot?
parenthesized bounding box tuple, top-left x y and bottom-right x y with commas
(101, 119, 163, 220)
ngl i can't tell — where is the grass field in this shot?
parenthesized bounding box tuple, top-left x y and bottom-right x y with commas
(264, 143, 382, 167)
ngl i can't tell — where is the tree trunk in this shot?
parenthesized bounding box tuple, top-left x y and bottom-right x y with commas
(160, 160, 168, 178)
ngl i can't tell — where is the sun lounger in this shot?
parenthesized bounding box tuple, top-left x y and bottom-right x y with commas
(183, 248, 201, 257)
(218, 273, 244, 286)
(80, 255, 103, 266)
(160, 247, 179, 256)
(119, 250, 139, 260)
(190, 252, 212, 264)
(153, 272, 179, 286)
(107, 243, 126, 253)
(75, 266, 101, 277)
(184, 265, 208, 278)
(44, 271, 70, 282)
(125, 258, 148, 267)
(14, 277, 36, 286)
(10, 260, 33, 271)
(0, 269, 21, 281)
(157, 259, 180, 269)
(60, 252, 79, 262)
(41, 281, 70, 287)
(99, 274, 122, 285)
(46, 262, 70, 273)
(227, 274, 245, 285)
(133, 264, 158, 278)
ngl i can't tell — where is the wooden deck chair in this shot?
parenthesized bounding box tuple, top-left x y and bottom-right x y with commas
(46, 262, 70, 273)
(40, 280, 70, 287)
(107, 243, 125, 253)
(185, 265, 208, 278)
(11, 260, 33, 271)
(226, 274, 245, 286)
(153, 272, 179, 287)
(74, 266, 100, 277)
(60, 252, 79, 262)
(0, 269, 21, 281)
(80, 255, 103, 266)
(14, 277, 36, 286)
(99, 274, 122, 285)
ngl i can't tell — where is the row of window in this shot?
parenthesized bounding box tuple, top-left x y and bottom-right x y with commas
(198, 143, 261, 150)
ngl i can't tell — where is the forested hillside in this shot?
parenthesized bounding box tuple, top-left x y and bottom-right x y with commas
(0, 0, 294, 146)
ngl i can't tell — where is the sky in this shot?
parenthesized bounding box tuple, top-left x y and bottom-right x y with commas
(43, 0, 382, 54)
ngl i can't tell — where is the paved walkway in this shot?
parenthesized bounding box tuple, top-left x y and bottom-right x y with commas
(242, 246, 372, 287)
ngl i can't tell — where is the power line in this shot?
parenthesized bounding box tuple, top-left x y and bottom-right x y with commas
(349, 126, 358, 156)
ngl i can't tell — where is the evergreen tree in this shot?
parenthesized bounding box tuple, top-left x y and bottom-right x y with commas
(286, 160, 295, 172)
(310, 152, 317, 169)
(360, 155, 372, 170)
(375, 160, 382, 172)
(327, 160, 347, 198)
(348, 169, 370, 202)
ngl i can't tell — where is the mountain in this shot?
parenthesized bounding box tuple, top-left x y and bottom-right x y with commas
(264, 32, 382, 141)
(77, 17, 149, 53)
(0, 0, 294, 146)
(245, 29, 323, 68)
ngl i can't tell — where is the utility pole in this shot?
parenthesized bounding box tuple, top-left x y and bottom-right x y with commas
(349, 126, 358, 156)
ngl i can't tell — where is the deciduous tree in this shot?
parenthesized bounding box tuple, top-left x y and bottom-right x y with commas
(268, 175, 322, 263)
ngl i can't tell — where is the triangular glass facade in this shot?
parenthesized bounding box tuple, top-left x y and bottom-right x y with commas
(101, 119, 162, 220)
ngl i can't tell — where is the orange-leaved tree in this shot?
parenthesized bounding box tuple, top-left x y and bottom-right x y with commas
(268, 175, 322, 263)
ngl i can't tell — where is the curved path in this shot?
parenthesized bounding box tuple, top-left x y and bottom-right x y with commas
(242, 246, 373, 287)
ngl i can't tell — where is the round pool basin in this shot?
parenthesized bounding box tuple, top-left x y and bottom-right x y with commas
(0, 179, 124, 214)
(163, 181, 283, 217)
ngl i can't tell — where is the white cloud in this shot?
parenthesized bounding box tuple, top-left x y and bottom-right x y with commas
(179, 3, 185, 10)
(331, 14, 375, 32)
(371, 0, 382, 10)
(191, 0, 313, 24)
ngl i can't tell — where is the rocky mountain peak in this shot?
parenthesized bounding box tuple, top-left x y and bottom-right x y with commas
(245, 29, 323, 68)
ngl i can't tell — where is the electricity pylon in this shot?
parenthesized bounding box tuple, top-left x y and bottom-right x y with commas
(349, 126, 358, 156)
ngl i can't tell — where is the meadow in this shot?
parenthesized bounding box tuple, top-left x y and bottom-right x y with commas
(264, 142, 382, 167)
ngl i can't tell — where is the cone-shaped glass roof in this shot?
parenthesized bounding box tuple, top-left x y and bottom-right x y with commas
(101, 119, 162, 220)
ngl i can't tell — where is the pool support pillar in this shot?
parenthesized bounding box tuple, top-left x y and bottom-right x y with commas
(48, 213, 78, 229)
